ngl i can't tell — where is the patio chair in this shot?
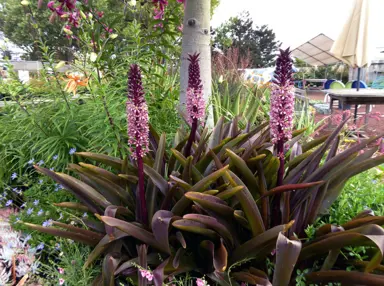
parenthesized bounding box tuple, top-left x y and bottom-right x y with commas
(324, 79, 336, 90)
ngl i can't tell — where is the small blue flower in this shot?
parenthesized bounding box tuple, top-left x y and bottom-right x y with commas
(49, 167, 55, 171)
(15, 217, 20, 222)
(37, 160, 44, 166)
(55, 243, 61, 250)
(58, 213, 63, 220)
(11, 173, 17, 180)
(5, 200, 13, 207)
(42, 219, 53, 227)
(82, 212, 88, 218)
(36, 242, 45, 250)
(69, 148, 77, 155)
(28, 158, 35, 165)
(16, 189, 22, 195)
(38, 179, 43, 184)
(54, 184, 64, 192)
(33, 199, 39, 206)
(27, 208, 34, 215)
(53, 154, 59, 160)
(12, 188, 18, 193)
(25, 234, 32, 242)
(37, 209, 44, 216)
(20, 202, 26, 208)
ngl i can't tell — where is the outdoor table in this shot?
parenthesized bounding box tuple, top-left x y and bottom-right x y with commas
(323, 89, 384, 122)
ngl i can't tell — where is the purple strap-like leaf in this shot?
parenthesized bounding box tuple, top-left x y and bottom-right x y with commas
(151, 210, 173, 255)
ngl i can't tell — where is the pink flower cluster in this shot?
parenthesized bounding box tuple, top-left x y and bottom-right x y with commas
(270, 83, 294, 144)
(186, 53, 205, 125)
(153, 0, 168, 19)
(139, 269, 153, 281)
(152, 0, 185, 29)
(127, 64, 149, 159)
(47, 0, 79, 27)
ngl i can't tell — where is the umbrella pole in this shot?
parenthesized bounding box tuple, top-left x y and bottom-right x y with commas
(354, 67, 361, 123)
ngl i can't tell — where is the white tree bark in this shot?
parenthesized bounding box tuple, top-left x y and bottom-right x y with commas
(180, 0, 213, 127)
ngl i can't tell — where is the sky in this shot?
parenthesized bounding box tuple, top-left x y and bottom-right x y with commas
(211, 0, 384, 50)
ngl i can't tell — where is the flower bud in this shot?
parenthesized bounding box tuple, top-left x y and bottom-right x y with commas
(109, 33, 118, 39)
(55, 61, 65, 70)
(90, 52, 97, 62)
(88, 13, 93, 19)
(80, 10, 87, 19)
(20, 0, 30, 6)
(63, 28, 73, 35)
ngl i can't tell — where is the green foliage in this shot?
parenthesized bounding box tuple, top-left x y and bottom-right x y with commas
(213, 11, 281, 68)
(323, 169, 384, 225)
(211, 79, 270, 126)
(294, 58, 349, 83)
(24, 115, 384, 285)
(38, 240, 101, 285)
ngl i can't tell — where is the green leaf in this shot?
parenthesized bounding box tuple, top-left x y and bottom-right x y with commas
(75, 152, 123, 170)
(231, 224, 285, 263)
(23, 222, 100, 246)
(84, 230, 129, 268)
(184, 192, 235, 217)
(144, 164, 169, 195)
(170, 148, 203, 182)
(171, 165, 230, 215)
(53, 202, 90, 212)
(226, 149, 262, 198)
(183, 214, 234, 247)
(216, 186, 244, 200)
(172, 219, 217, 238)
(224, 170, 265, 237)
(34, 166, 109, 213)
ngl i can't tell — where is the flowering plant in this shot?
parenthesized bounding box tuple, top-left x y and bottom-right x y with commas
(23, 57, 384, 285)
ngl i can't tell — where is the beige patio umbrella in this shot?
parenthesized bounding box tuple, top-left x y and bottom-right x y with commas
(330, 0, 372, 91)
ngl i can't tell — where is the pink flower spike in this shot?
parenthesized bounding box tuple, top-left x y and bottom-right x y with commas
(127, 64, 149, 160)
(59, 278, 65, 285)
(186, 53, 205, 125)
(58, 267, 65, 274)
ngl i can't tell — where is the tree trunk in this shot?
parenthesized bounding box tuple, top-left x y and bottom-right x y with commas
(180, 0, 213, 127)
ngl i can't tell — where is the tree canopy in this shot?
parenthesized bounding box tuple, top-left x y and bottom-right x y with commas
(213, 11, 281, 68)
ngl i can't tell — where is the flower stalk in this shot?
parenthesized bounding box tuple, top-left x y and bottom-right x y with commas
(127, 64, 150, 225)
(184, 53, 205, 157)
(270, 48, 294, 225)
(270, 48, 294, 185)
